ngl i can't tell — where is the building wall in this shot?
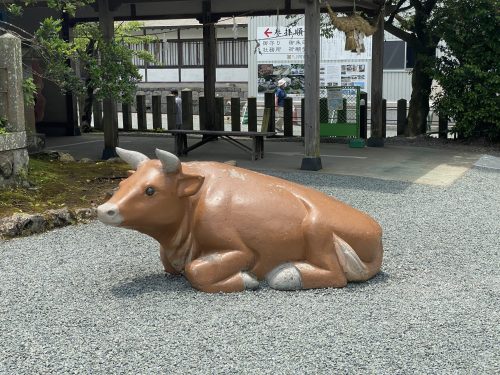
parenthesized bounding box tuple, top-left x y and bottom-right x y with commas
(138, 23, 249, 84)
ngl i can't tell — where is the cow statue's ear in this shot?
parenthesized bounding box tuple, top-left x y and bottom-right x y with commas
(177, 173, 205, 197)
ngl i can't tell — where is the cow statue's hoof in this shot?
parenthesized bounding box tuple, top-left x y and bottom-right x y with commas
(97, 147, 384, 293)
(241, 272, 259, 290)
(266, 263, 302, 291)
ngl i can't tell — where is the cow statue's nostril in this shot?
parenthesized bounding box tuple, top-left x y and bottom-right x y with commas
(97, 203, 123, 226)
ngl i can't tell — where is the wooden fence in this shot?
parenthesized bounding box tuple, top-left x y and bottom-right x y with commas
(90, 90, 451, 139)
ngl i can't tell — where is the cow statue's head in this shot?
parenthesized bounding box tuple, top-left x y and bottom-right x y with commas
(97, 148, 204, 233)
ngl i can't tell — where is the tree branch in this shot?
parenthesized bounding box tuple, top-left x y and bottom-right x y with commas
(387, 0, 408, 24)
(384, 21, 420, 49)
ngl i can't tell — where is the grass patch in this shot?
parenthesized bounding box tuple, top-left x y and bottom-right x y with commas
(0, 155, 130, 219)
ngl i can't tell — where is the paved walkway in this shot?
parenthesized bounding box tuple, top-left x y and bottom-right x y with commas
(44, 133, 491, 186)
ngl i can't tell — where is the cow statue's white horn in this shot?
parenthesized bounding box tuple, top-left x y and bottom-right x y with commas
(155, 148, 181, 173)
(115, 147, 150, 169)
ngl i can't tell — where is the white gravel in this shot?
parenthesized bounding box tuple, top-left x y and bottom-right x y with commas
(1, 167, 499, 374)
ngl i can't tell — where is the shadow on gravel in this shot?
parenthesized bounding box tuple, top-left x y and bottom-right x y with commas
(110, 271, 390, 297)
(111, 273, 191, 298)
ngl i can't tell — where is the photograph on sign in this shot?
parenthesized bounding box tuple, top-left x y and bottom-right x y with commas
(258, 63, 305, 96)
(320, 63, 341, 87)
(340, 64, 367, 89)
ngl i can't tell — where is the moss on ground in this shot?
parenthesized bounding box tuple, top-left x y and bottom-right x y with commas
(0, 155, 129, 219)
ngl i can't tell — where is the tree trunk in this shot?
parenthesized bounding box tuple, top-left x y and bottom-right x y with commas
(406, 56, 433, 136)
(81, 78, 94, 132)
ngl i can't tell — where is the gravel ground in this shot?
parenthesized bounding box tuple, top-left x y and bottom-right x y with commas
(1, 167, 499, 374)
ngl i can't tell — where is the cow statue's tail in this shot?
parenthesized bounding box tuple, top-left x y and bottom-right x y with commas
(334, 236, 383, 282)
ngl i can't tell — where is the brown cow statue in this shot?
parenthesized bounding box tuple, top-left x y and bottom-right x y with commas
(97, 148, 383, 293)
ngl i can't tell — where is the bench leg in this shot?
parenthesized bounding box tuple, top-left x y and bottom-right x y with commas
(252, 137, 258, 161)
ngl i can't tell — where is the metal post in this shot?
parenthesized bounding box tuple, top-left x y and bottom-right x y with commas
(166, 94, 176, 130)
(360, 92, 368, 139)
(122, 102, 132, 131)
(181, 89, 193, 130)
(231, 97, 241, 131)
(397, 98, 407, 136)
(247, 97, 257, 132)
(439, 114, 448, 139)
(382, 98, 387, 138)
(152, 95, 162, 130)
(136, 95, 147, 131)
(215, 96, 224, 131)
(264, 91, 276, 132)
(284, 97, 293, 137)
(198, 96, 206, 130)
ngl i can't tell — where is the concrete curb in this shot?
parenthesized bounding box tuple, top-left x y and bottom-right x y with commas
(0, 207, 97, 239)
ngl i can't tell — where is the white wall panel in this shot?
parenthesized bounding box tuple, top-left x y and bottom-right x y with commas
(181, 69, 204, 81)
(383, 71, 412, 102)
(146, 69, 179, 82)
(217, 68, 248, 82)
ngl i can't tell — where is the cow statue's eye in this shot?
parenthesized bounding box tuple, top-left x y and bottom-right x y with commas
(145, 186, 155, 196)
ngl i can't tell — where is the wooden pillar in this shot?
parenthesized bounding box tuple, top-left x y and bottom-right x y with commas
(136, 95, 147, 131)
(360, 92, 368, 139)
(198, 96, 206, 130)
(166, 94, 176, 130)
(231, 97, 240, 131)
(122, 102, 132, 131)
(284, 97, 293, 137)
(301, 0, 322, 170)
(247, 97, 257, 132)
(181, 89, 193, 130)
(367, 12, 384, 147)
(397, 98, 407, 136)
(152, 95, 162, 130)
(199, 2, 219, 131)
(98, 0, 118, 158)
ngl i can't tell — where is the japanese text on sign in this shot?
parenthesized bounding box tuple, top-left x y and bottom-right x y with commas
(257, 27, 305, 61)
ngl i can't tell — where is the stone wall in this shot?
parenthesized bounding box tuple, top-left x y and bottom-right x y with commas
(0, 34, 28, 186)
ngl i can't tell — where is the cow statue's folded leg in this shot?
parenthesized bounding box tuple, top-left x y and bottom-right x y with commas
(266, 233, 348, 290)
(97, 147, 384, 293)
(184, 251, 258, 293)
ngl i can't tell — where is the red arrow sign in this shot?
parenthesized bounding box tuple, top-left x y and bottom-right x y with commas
(264, 28, 272, 38)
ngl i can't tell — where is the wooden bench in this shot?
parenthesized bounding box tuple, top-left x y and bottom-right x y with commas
(166, 129, 276, 161)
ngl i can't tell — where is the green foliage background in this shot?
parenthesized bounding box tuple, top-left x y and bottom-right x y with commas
(432, 0, 500, 140)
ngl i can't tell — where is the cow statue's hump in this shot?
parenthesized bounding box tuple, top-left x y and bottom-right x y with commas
(98, 148, 383, 293)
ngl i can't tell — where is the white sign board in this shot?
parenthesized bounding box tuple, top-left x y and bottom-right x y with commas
(257, 26, 372, 62)
(257, 26, 305, 61)
(255, 26, 370, 96)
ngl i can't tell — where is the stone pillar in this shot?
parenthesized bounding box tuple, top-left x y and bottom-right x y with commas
(0, 33, 28, 186)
